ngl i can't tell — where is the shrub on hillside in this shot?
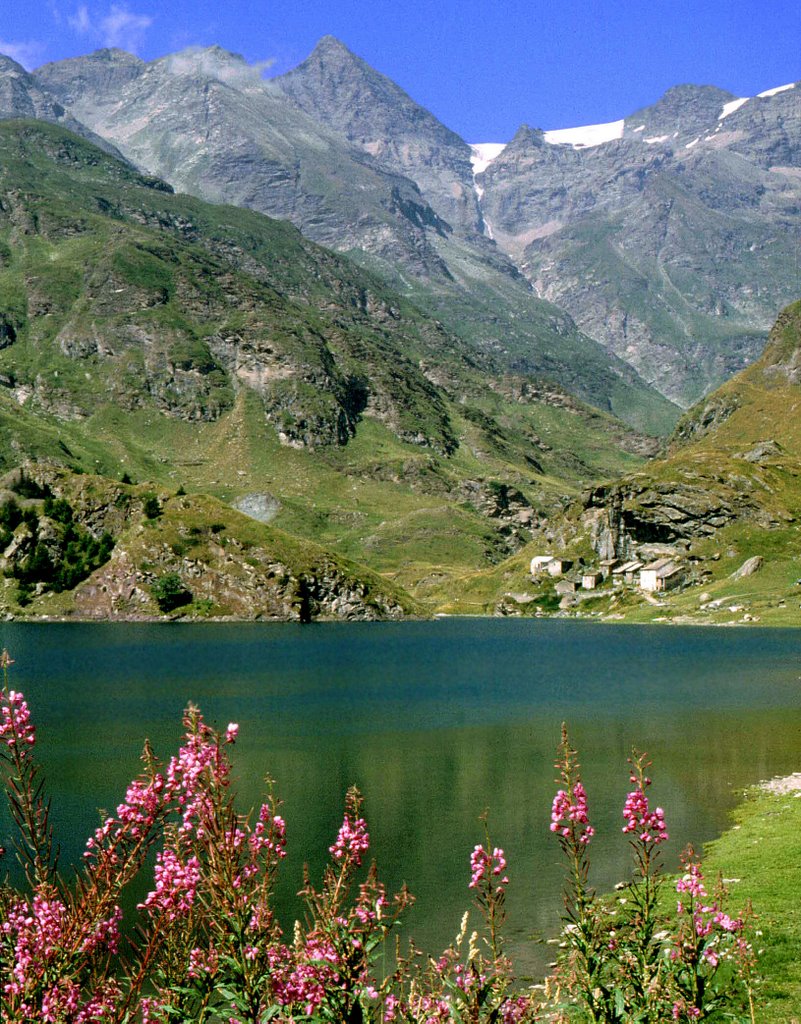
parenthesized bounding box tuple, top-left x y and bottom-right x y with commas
(151, 571, 192, 612)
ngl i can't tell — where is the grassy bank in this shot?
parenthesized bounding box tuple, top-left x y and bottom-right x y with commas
(703, 781, 801, 1021)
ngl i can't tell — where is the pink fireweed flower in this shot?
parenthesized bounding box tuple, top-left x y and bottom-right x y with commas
(84, 772, 167, 865)
(80, 904, 123, 955)
(714, 910, 743, 932)
(188, 946, 219, 978)
(622, 787, 668, 844)
(502, 996, 535, 1023)
(165, 713, 230, 835)
(267, 936, 340, 1015)
(41, 980, 81, 1022)
(3, 893, 69, 991)
(140, 849, 201, 922)
(225, 722, 239, 743)
(469, 844, 509, 890)
(330, 813, 370, 866)
(249, 803, 287, 861)
(672, 1003, 701, 1020)
(0, 688, 36, 750)
(676, 861, 707, 901)
(550, 781, 595, 844)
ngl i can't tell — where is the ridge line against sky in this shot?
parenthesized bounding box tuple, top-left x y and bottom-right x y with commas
(2, 0, 800, 142)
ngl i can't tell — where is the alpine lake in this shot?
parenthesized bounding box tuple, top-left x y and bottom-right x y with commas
(3, 617, 801, 979)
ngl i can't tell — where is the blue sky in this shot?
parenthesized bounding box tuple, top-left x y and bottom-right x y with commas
(3, 1, 800, 142)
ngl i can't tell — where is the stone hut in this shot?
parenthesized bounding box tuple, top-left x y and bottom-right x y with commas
(640, 558, 683, 592)
(581, 569, 603, 590)
(547, 557, 574, 577)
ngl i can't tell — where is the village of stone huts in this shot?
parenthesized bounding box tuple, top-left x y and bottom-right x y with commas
(529, 554, 684, 602)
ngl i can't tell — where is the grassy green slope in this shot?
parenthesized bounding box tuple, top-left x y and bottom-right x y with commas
(703, 786, 801, 1022)
(0, 119, 655, 597)
(351, 232, 681, 437)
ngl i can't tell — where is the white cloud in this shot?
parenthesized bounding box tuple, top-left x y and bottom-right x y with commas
(68, 4, 92, 34)
(99, 5, 153, 52)
(66, 4, 153, 53)
(0, 38, 46, 69)
(163, 47, 275, 88)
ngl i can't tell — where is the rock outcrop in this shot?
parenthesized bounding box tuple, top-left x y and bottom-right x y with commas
(581, 477, 771, 560)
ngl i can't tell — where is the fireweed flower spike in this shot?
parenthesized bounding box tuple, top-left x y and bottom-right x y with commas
(615, 750, 671, 1017)
(330, 811, 370, 867)
(669, 848, 751, 1019)
(550, 780, 595, 846)
(550, 726, 595, 848)
(550, 726, 619, 1022)
(622, 751, 669, 846)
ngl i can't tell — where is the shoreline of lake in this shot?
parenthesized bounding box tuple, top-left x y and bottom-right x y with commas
(1, 608, 796, 627)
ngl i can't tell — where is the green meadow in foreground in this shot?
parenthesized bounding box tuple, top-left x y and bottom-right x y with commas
(703, 783, 801, 1022)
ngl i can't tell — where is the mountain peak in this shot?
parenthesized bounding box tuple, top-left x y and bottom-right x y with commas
(507, 124, 547, 149)
(0, 54, 26, 75)
(279, 35, 466, 149)
(308, 35, 358, 61)
(88, 47, 144, 64)
(175, 44, 247, 63)
(626, 83, 736, 138)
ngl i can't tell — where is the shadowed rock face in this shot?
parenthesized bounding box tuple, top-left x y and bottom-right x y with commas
(582, 479, 746, 560)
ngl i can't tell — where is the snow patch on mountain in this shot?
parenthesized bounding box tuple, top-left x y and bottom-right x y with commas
(469, 144, 506, 238)
(757, 82, 796, 98)
(718, 82, 796, 121)
(719, 97, 749, 119)
(543, 119, 624, 148)
(469, 143, 506, 175)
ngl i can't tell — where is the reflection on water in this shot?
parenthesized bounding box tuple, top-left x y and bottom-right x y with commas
(2, 618, 800, 976)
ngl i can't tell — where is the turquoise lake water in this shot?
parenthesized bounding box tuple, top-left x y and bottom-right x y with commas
(2, 618, 800, 976)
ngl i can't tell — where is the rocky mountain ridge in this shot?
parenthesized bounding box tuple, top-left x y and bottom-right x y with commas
(477, 79, 801, 405)
(29, 40, 800, 413)
(0, 118, 660, 603)
(22, 42, 678, 434)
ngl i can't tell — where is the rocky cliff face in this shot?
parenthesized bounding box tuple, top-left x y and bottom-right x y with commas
(581, 478, 747, 559)
(479, 82, 801, 406)
(12, 465, 415, 621)
(0, 53, 126, 159)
